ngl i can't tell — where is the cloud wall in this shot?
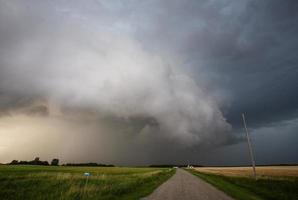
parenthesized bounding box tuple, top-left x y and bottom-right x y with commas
(0, 0, 231, 145)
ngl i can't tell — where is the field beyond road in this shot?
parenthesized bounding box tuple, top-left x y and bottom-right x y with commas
(194, 166, 298, 177)
(189, 166, 298, 200)
(0, 165, 175, 200)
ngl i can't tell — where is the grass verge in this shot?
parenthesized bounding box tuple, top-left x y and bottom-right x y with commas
(188, 169, 298, 200)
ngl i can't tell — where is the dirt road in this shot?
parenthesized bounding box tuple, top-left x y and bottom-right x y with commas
(142, 169, 233, 200)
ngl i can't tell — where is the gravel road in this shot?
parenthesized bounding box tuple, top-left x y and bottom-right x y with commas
(142, 168, 234, 200)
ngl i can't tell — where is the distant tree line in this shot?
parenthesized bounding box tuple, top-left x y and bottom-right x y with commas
(62, 163, 114, 167)
(9, 157, 59, 166)
(149, 164, 204, 168)
(9, 158, 114, 167)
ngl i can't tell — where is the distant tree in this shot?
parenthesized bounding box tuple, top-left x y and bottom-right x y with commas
(19, 161, 29, 165)
(8, 158, 50, 166)
(41, 161, 49, 166)
(31, 157, 40, 165)
(51, 159, 59, 166)
(10, 160, 19, 165)
(65, 163, 114, 167)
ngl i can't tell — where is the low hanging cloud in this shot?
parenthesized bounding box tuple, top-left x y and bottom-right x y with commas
(0, 0, 232, 164)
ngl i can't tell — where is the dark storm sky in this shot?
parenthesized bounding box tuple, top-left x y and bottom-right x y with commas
(0, 0, 297, 165)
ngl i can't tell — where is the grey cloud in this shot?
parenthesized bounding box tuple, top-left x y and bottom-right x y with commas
(0, 0, 233, 164)
(193, 118, 298, 166)
(138, 0, 298, 129)
(0, 0, 297, 165)
(0, 94, 48, 117)
(115, 0, 298, 130)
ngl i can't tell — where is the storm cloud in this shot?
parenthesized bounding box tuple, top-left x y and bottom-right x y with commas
(0, 0, 297, 165)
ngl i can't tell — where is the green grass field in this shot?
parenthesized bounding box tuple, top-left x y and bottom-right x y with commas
(0, 165, 175, 200)
(188, 169, 298, 200)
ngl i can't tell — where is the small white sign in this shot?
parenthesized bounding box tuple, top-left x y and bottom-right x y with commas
(84, 172, 91, 176)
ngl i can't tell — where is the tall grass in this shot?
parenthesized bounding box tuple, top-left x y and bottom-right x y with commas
(0, 165, 175, 200)
(188, 169, 298, 200)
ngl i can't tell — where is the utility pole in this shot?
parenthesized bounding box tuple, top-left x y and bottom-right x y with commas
(242, 113, 257, 179)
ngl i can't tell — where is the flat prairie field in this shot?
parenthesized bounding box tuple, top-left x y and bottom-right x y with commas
(189, 166, 298, 200)
(0, 165, 175, 200)
(194, 166, 298, 177)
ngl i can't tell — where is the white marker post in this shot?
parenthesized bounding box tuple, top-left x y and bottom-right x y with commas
(83, 172, 91, 195)
(242, 113, 257, 179)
